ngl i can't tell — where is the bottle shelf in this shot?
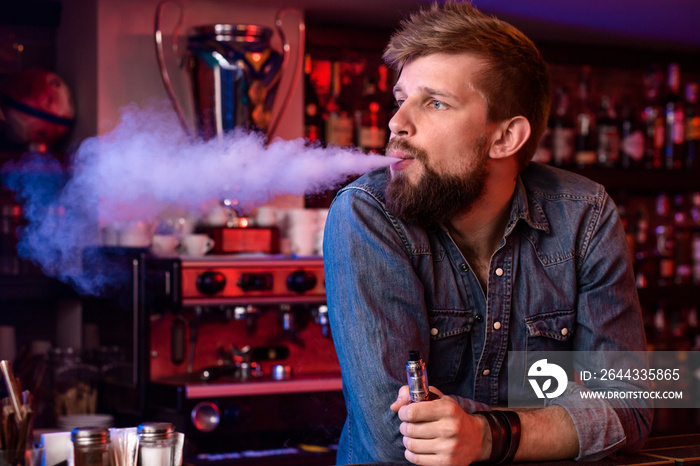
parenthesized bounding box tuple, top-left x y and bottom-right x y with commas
(567, 167, 700, 193)
(637, 284, 700, 307)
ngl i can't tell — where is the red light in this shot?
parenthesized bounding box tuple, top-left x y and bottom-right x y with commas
(238, 217, 249, 228)
(251, 52, 262, 62)
(310, 60, 332, 100)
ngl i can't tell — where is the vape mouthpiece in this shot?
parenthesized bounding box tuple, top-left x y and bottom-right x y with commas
(406, 350, 429, 403)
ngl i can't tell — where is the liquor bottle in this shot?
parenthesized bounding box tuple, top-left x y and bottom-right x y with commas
(619, 105, 645, 169)
(681, 305, 700, 354)
(303, 54, 324, 145)
(663, 63, 684, 170)
(324, 61, 354, 148)
(654, 193, 676, 287)
(550, 86, 575, 167)
(573, 66, 596, 168)
(355, 70, 388, 154)
(532, 125, 553, 165)
(686, 307, 699, 343)
(532, 91, 552, 165)
(376, 64, 395, 119)
(633, 205, 656, 288)
(641, 65, 665, 169)
(672, 194, 692, 285)
(302, 55, 331, 208)
(685, 82, 700, 170)
(690, 193, 700, 285)
(596, 95, 620, 168)
(691, 192, 700, 225)
(651, 301, 669, 351)
(618, 201, 636, 260)
(670, 306, 691, 351)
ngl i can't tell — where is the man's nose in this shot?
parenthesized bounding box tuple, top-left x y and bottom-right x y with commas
(388, 102, 414, 137)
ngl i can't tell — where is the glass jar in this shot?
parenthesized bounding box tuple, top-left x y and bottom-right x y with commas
(137, 422, 176, 466)
(71, 427, 110, 466)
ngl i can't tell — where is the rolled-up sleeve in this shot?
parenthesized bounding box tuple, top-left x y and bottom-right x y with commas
(552, 191, 653, 461)
(324, 186, 432, 464)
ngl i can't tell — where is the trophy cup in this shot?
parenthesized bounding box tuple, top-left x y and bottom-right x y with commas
(155, 1, 304, 140)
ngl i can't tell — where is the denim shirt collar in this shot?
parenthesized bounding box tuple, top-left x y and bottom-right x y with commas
(433, 172, 551, 242)
(503, 173, 550, 237)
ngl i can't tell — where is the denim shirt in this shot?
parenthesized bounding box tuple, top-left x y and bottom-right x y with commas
(324, 162, 652, 464)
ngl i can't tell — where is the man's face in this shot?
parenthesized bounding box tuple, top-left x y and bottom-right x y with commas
(385, 53, 496, 226)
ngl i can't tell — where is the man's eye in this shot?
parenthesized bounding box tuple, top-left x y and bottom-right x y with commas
(395, 99, 405, 108)
(431, 100, 447, 110)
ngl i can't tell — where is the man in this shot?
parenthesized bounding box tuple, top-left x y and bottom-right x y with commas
(324, 1, 652, 465)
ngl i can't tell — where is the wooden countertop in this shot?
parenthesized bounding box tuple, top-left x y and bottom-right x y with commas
(345, 433, 700, 466)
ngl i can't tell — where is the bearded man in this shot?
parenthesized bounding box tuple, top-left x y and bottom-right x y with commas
(323, 2, 651, 465)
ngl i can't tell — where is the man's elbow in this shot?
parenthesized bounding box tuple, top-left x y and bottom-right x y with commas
(618, 406, 654, 455)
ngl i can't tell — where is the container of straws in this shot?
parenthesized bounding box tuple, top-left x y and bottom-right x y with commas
(1, 360, 42, 466)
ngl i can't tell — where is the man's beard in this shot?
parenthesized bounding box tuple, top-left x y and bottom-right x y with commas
(385, 137, 489, 228)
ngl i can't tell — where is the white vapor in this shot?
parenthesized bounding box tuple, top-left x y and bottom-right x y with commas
(3, 103, 397, 294)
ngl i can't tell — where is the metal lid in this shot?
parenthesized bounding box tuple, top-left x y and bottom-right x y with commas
(189, 24, 272, 42)
(71, 427, 110, 446)
(137, 422, 175, 441)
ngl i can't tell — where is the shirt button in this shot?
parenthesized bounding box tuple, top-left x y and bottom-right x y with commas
(561, 328, 568, 336)
(493, 321, 501, 330)
(430, 328, 439, 336)
(483, 369, 491, 376)
(460, 263, 468, 271)
(495, 267, 504, 277)
(475, 314, 484, 322)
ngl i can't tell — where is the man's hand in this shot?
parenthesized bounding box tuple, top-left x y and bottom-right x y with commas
(390, 385, 490, 466)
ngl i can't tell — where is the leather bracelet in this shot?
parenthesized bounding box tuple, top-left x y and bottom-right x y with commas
(490, 411, 511, 463)
(474, 411, 504, 463)
(494, 410, 521, 464)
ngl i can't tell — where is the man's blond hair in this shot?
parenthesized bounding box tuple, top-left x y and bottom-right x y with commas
(384, 1, 550, 169)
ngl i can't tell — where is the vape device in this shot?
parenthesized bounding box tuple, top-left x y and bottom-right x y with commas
(406, 350, 430, 403)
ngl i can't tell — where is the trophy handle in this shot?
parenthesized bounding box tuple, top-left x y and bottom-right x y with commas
(155, 0, 191, 137)
(267, 8, 306, 139)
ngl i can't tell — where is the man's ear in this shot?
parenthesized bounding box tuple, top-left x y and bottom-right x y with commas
(490, 116, 531, 160)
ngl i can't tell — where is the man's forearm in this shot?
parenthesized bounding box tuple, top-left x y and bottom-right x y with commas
(508, 406, 579, 462)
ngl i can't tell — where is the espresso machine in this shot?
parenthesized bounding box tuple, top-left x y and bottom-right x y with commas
(81, 7, 344, 463)
(82, 248, 345, 465)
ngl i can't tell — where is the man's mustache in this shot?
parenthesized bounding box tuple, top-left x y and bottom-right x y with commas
(386, 138, 427, 163)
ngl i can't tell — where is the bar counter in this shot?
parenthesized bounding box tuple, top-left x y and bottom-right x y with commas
(343, 433, 700, 466)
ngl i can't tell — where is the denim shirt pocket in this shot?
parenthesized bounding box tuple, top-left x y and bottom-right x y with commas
(427, 309, 473, 385)
(524, 309, 575, 352)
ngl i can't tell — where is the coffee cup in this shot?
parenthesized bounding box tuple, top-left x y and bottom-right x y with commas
(151, 234, 180, 256)
(183, 234, 215, 256)
(314, 208, 329, 255)
(119, 221, 152, 248)
(255, 206, 279, 227)
(205, 203, 232, 227)
(284, 208, 318, 256)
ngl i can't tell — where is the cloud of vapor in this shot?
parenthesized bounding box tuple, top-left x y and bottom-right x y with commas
(2, 103, 396, 294)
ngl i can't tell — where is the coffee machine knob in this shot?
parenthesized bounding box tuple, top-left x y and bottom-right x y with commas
(286, 270, 317, 293)
(196, 271, 227, 295)
(191, 401, 220, 432)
